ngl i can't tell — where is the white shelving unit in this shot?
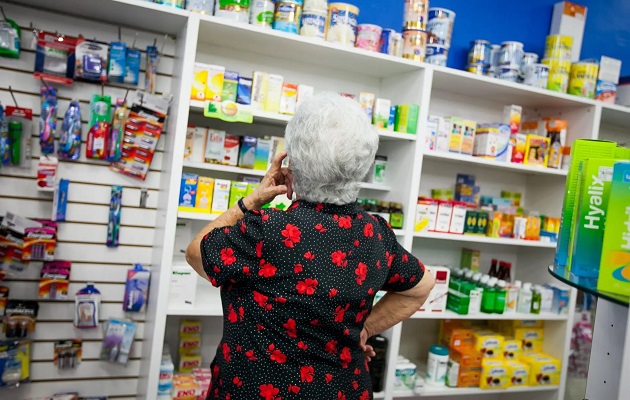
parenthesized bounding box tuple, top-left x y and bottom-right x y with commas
(413, 231, 558, 249)
(25, 2, 624, 399)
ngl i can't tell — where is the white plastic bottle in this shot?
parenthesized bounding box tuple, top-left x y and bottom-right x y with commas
(517, 282, 533, 314)
(505, 280, 521, 314)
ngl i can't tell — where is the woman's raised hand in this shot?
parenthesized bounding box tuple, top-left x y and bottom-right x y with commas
(245, 151, 293, 210)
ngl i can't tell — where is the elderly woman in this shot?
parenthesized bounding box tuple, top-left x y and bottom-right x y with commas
(186, 93, 435, 400)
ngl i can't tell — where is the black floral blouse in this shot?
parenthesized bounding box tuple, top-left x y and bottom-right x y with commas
(201, 200, 425, 400)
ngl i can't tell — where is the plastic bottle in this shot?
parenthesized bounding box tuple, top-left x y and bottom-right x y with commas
(464, 270, 474, 281)
(494, 280, 507, 314)
(505, 280, 520, 314)
(530, 285, 542, 314)
(390, 202, 404, 229)
(480, 276, 496, 313)
(488, 259, 499, 277)
(517, 282, 533, 314)
(426, 345, 449, 386)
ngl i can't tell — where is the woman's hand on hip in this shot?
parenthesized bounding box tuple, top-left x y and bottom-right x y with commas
(244, 150, 293, 210)
(360, 328, 376, 362)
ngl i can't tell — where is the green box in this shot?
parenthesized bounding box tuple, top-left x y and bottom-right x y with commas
(615, 145, 630, 160)
(228, 181, 248, 209)
(394, 104, 420, 134)
(598, 162, 630, 296)
(246, 182, 259, 197)
(555, 140, 617, 268)
(463, 210, 478, 234)
(221, 70, 239, 102)
(568, 158, 616, 278)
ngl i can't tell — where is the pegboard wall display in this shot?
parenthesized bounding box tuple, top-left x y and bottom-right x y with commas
(0, 1, 186, 398)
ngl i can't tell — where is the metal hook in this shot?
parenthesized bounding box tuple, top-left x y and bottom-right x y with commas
(131, 32, 138, 50)
(8, 86, 18, 108)
(152, 38, 157, 48)
(0, 6, 8, 21)
(123, 88, 130, 103)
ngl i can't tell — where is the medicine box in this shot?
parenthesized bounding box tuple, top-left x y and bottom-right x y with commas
(426, 116, 438, 151)
(435, 116, 450, 153)
(255, 137, 272, 171)
(524, 134, 550, 167)
(265, 74, 284, 114)
(228, 181, 248, 209)
(510, 133, 527, 163)
(460, 120, 476, 155)
(521, 354, 561, 385)
(442, 331, 476, 353)
(455, 174, 476, 203)
(435, 201, 454, 233)
(473, 331, 504, 360)
(447, 117, 464, 153)
(221, 70, 239, 102)
(598, 161, 630, 296)
(506, 361, 530, 387)
(203, 129, 225, 164)
(550, 2, 587, 62)
(158, 352, 175, 395)
(296, 84, 314, 107)
(449, 202, 469, 234)
(236, 77, 252, 105)
(170, 264, 198, 308)
(204, 64, 225, 102)
(238, 136, 257, 168)
(359, 92, 375, 119)
(473, 128, 498, 158)
(503, 104, 522, 134)
(503, 339, 522, 361)
(191, 63, 208, 101)
(279, 83, 298, 115)
(269, 136, 288, 168)
(546, 283, 570, 314)
(211, 179, 231, 214)
(251, 71, 269, 111)
(179, 174, 198, 207)
(418, 266, 450, 312)
(480, 360, 508, 389)
(179, 355, 202, 373)
(373, 98, 391, 129)
(222, 134, 240, 166)
(195, 177, 214, 212)
(596, 56, 622, 103)
(395, 104, 420, 134)
(415, 198, 438, 232)
(185, 126, 207, 163)
(179, 333, 201, 355)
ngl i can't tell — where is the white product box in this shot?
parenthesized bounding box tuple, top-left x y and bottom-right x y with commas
(435, 116, 450, 152)
(211, 179, 231, 214)
(203, 129, 225, 164)
(596, 56, 622, 104)
(426, 115, 438, 151)
(538, 285, 554, 313)
(468, 287, 483, 314)
(550, 1, 587, 62)
(185, 126, 207, 163)
(503, 105, 522, 134)
(170, 264, 198, 307)
(296, 84, 314, 108)
(415, 199, 439, 232)
(435, 201, 453, 233)
(448, 203, 468, 234)
(251, 71, 269, 111)
(373, 98, 391, 129)
(265, 74, 284, 114)
(418, 266, 450, 312)
(473, 130, 499, 158)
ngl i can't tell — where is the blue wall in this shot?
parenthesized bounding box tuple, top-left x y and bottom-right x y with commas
(352, 0, 630, 76)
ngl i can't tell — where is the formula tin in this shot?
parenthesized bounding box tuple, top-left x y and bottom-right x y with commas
(380, 29, 403, 56)
(356, 24, 382, 52)
(156, 0, 185, 8)
(427, 7, 456, 48)
(468, 40, 491, 66)
(568, 61, 599, 98)
(215, 0, 251, 23)
(543, 58, 571, 93)
(403, 0, 429, 30)
(467, 63, 488, 75)
(498, 68, 519, 82)
(250, 0, 275, 27)
(498, 41, 524, 69)
(402, 29, 427, 62)
(485, 67, 497, 78)
(274, 1, 302, 34)
(187, 0, 215, 14)
(303, 0, 328, 12)
(489, 44, 500, 68)
(300, 10, 327, 39)
(326, 2, 359, 47)
(426, 44, 448, 66)
(544, 34, 573, 60)
(523, 63, 549, 88)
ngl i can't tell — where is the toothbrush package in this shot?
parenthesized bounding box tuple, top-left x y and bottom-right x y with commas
(74, 283, 101, 329)
(39, 260, 71, 300)
(58, 101, 82, 160)
(39, 86, 58, 155)
(100, 319, 137, 365)
(123, 263, 150, 312)
(107, 185, 123, 248)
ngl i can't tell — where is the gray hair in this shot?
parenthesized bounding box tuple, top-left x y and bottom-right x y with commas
(285, 92, 379, 205)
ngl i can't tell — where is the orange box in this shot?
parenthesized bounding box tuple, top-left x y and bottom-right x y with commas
(442, 329, 475, 350)
(450, 347, 483, 369)
(458, 369, 482, 387)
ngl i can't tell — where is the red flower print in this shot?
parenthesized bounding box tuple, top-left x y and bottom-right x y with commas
(419, 260, 426, 272)
(213, 265, 221, 274)
(359, 299, 366, 307)
(262, 213, 270, 222)
(315, 203, 324, 212)
(377, 233, 382, 241)
(236, 345, 242, 352)
(227, 304, 238, 323)
(338, 216, 352, 229)
(222, 343, 231, 362)
(275, 296, 287, 303)
(300, 366, 315, 383)
(294, 264, 303, 273)
(402, 253, 409, 262)
(360, 390, 370, 400)
(220, 248, 236, 265)
(388, 273, 403, 284)
(281, 223, 301, 248)
(288, 385, 300, 394)
(283, 318, 297, 338)
(329, 288, 338, 298)
(223, 227, 230, 234)
(355, 262, 368, 285)
(334, 304, 350, 322)
(354, 367, 361, 375)
(243, 266, 251, 276)
(212, 364, 219, 376)
(338, 391, 347, 400)
(352, 381, 359, 390)
(240, 221, 246, 233)
(340, 347, 352, 368)
(259, 384, 279, 400)
(357, 213, 363, 220)
(209, 277, 217, 286)
(331, 250, 348, 268)
(304, 251, 315, 261)
(310, 319, 320, 326)
(258, 260, 277, 278)
(257, 324, 265, 331)
(296, 278, 318, 295)
(386, 251, 395, 267)
(325, 374, 333, 384)
(409, 275, 417, 283)
(233, 377, 243, 387)
(364, 223, 374, 237)
(344, 328, 350, 335)
(289, 202, 299, 210)
(314, 223, 327, 233)
(254, 291, 269, 307)
(226, 393, 231, 400)
(354, 239, 360, 247)
(256, 241, 263, 258)
(268, 344, 287, 364)
(368, 288, 374, 295)
(376, 260, 381, 269)
(298, 341, 308, 350)
(325, 340, 338, 354)
(356, 309, 369, 323)
(245, 350, 258, 361)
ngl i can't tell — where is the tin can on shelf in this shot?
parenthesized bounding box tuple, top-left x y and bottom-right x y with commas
(215, 0, 251, 23)
(403, 0, 429, 30)
(187, 0, 215, 14)
(356, 24, 383, 52)
(303, 0, 328, 12)
(523, 63, 549, 88)
(545, 34, 573, 60)
(156, 0, 185, 8)
(380, 29, 403, 57)
(427, 7, 456, 48)
(498, 41, 524, 69)
(402, 29, 427, 62)
(498, 67, 519, 82)
(426, 44, 448, 66)
(485, 67, 497, 78)
(467, 63, 488, 75)
(326, 2, 359, 46)
(300, 10, 327, 39)
(489, 44, 500, 68)
(568, 61, 599, 98)
(274, 1, 302, 34)
(468, 40, 492, 66)
(543, 58, 571, 92)
(250, 0, 275, 27)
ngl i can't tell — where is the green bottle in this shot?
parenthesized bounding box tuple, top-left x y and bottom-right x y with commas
(390, 202, 404, 229)
(494, 279, 507, 314)
(480, 275, 496, 314)
(530, 285, 542, 314)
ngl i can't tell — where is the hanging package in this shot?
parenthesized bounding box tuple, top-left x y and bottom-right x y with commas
(107, 98, 127, 162)
(75, 38, 108, 82)
(58, 101, 82, 160)
(39, 86, 58, 155)
(0, 14, 20, 58)
(34, 31, 77, 85)
(5, 106, 33, 168)
(74, 283, 101, 329)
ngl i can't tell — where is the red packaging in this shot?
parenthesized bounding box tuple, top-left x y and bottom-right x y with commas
(86, 122, 110, 159)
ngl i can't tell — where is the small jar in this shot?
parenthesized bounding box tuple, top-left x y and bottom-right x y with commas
(426, 344, 449, 386)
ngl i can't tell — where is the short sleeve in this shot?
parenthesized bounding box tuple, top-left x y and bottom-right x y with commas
(373, 216, 425, 292)
(200, 212, 264, 287)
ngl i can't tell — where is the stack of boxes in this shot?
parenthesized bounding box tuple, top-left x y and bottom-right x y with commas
(179, 173, 261, 215)
(178, 320, 202, 373)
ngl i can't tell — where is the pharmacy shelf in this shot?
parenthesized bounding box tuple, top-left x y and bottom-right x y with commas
(177, 211, 219, 221)
(373, 391, 385, 399)
(600, 102, 630, 128)
(168, 305, 222, 316)
(190, 100, 292, 125)
(422, 151, 568, 177)
(359, 182, 391, 191)
(413, 231, 558, 249)
(377, 129, 418, 141)
(393, 385, 560, 398)
(432, 65, 597, 109)
(183, 161, 267, 176)
(196, 15, 424, 79)
(410, 309, 568, 321)
(13, 0, 189, 35)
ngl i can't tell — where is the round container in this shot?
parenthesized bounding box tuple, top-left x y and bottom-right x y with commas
(303, 0, 328, 12)
(427, 7, 456, 48)
(380, 29, 403, 56)
(467, 63, 488, 75)
(498, 67, 519, 82)
(402, 29, 427, 62)
(489, 44, 500, 68)
(426, 345, 449, 386)
(426, 44, 448, 66)
(485, 67, 497, 78)
(543, 58, 571, 92)
(356, 24, 382, 52)
(215, 0, 251, 23)
(156, 0, 185, 8)
(468, 40, 491, 66)
(326, 3, 359, 47)
(380, 28, 396, 54)
(498, 41, 524, 69)
(568, 61, 599, 98)
(274, 1, 302, 34)
(250, 0, 275, 27)
(545, 34, 573, 59)
(300, 10, 327, 39)
(187, 0, 215, 14)
(523, 63, 550, 88)
(403, 0, 429, 30)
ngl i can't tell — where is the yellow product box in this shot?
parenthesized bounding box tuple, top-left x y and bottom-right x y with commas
(179, 355, 203, 373)
(180, 319, 202, 335)
(195, 177, 214, 212)
(510, 133, 527, 163)
(524, 134, 550, 167)
(172, 379, 201, 400)
(460, 119, 476, 155)
(473, 331, 504, 360)
(447, 117, 464, 153)
(265, 74, 284, 114)
(251, 71, 269, 111)
(503, 339, 522, 360)
(204, 64, 225, 103)
(506, 361, 530, 387)
(514, 327, 544, 341)
(191, 63, 208, 101)
(480, 360, 508, 389)
(521, 353, 561, 386)
(522, 338, 544, 353)
(179, 333, 201, 355)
